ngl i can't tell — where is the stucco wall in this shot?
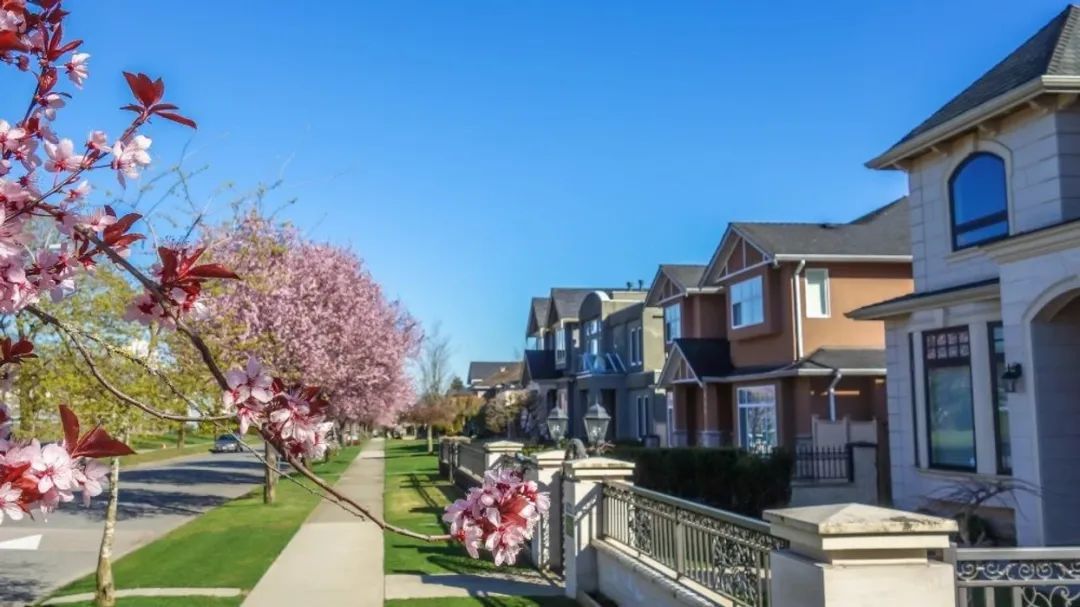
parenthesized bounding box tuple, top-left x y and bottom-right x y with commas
(595, 542, 717, 607)
(800, 262, 913, 354)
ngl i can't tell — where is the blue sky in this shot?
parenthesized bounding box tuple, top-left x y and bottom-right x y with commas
(30, 0, 1068, 379)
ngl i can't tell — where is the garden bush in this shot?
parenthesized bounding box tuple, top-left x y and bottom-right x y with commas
(610, 447, 793, 518)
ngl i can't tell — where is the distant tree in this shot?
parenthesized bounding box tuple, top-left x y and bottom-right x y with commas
(412, 325, 453, 453)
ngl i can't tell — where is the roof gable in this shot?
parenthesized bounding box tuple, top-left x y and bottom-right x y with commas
(467, 361, 521, 385)
(526, 297, 550, 337)
(645, 264, 707, 306)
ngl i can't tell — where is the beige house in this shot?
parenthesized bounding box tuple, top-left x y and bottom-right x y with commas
(852, 5, 1080, 546)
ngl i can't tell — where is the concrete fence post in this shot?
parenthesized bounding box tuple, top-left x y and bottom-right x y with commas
(524, 449, 566, 571)
(483, 440, 524, 470)
(764, 503, 958, 607)
(561, 457, 635, 602)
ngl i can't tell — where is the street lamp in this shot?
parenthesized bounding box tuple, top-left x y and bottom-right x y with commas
(545, 406, 568, 444)
(583, 401, 611, 448)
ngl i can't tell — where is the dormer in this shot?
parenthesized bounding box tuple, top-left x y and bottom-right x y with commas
(869, 5, 1080, 292)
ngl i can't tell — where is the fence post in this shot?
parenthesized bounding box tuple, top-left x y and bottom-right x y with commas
(764, 503, 957, 607)
(525, 449, 566, 571)
(562, 457, 635, 602)
(483, 440, 524, 470)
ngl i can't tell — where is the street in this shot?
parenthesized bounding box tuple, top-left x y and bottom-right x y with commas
(0, 449, 265, 606)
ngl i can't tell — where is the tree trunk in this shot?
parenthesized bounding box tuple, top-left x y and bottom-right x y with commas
(94, 458, 120, 607)
(426, 425, 434, 454)
(176, 422, 186, 449)
(263, 441, 277, 505)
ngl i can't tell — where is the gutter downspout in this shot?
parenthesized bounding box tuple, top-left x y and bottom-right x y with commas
(827, 369, 843, 421)
(792, 260, 807, 360)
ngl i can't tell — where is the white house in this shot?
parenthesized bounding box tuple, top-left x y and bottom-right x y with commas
(852, 4, 1080, 546)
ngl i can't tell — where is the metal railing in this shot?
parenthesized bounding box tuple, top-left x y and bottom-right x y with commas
(948, 546, 1080, 606)
(791, 444, 853, 482)
(600, 481, 787, 607)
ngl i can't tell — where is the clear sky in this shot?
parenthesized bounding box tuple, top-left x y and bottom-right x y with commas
(41, 0, 1068, 379)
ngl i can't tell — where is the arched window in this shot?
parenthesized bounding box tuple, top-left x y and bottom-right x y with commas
(949, 152, 1009, 249)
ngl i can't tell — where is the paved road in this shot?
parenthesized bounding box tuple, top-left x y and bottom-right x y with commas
(0, 449, 266, 606)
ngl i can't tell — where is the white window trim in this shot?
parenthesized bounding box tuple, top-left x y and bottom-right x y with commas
(730, 275, 764, 329)
(805, 269, 831, 318)
(736, 384, 778, 449)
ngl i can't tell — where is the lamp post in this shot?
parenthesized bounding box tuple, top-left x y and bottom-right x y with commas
(545, 406, 568, 445)
(583, 401, 611, 449)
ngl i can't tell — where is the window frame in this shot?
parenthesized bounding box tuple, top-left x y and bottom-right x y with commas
(663, 303, 682, 343)
(908, 332, 919, 468)
(637, 395, 649, 438)
(948, 152, 1010, 251)
(922, 326, 977, 472)
(555, 327, 567, 364)
(804, 268, 830, 318)
(988, 321, 1011, 475)
(736, 384, 778, 451)
(730, 275, 765, 329)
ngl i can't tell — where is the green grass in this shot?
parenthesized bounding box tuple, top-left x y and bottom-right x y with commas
(56, 597, 241, 607)
(127, 432, 215, 451)
(118, 442, 213, 467)
(385, 598, 577, 607)
(52, 445, 362, 599)
(383, 439, 529, 575)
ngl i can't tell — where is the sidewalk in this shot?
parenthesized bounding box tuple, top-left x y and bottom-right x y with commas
(243, 438, 386, 606)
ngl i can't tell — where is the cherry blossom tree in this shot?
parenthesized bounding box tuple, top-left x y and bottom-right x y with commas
(0, 0, 546, 572)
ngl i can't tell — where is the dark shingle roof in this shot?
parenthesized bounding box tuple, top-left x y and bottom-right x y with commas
(531, 297, 550, 326)
(673, 338, 733, 378)
(549, 288, 608, 322)
(523, 349, 560, 382)
(799, 348, 886, 371)
(661, 264, 706, 290)
(467, 361, 520, 385)
(732, 198, 909, 257)
(890, 6, 1080, 149)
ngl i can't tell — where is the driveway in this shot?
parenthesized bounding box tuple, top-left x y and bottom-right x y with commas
(0, 449, 266, 606)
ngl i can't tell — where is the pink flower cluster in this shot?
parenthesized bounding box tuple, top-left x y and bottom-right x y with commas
(223, 357, 335, 461)
(0, 404, 132, 524)
(126, 246, 239, 327)
(443, 468, 550, 565)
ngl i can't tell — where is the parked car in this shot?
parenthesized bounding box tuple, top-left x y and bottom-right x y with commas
(212, 434, 241, 453)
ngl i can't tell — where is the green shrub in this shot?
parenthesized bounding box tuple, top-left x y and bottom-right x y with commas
(610, 447, 793, 518)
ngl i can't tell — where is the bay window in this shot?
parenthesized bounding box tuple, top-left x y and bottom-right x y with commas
(731, 276, 764, 328)
(924, 327, 976, 471)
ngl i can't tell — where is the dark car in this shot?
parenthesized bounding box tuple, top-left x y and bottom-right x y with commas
(212, 434, 241, 453)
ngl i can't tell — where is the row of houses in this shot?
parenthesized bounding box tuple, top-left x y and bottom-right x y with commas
(470, 5, 1080, 547)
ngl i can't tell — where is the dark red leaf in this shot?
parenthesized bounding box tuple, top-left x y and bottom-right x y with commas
(123, 72, 163, 108)
(0, 31, 28, 53)
(59, 405, 80, 451)
(188, 263, 239, 280)
(155, 111, 197, 129)
(71, 426, 135, 459)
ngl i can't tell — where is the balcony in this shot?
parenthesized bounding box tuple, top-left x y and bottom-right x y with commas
(577, 352, 626, 375)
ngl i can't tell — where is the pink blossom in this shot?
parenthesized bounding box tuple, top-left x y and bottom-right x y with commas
(43, 139, 85, 173)
(87, 130, 109, 153)
(225, 356, 274, 405)
(0, 10, 24, 33)
(40, 93, 65, 121)
(111, 135, 152, 185)
(65, 53, 89, 88)
(0, 120, 26, 153)
(74, 459, 109, 506)
(65, 180, 90, 202)
(441, 467, 549, 565)
(0, 482, 22, 524)
(32, 443, 76, 497)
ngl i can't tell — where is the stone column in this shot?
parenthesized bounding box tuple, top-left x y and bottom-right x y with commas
(764, 503, 958, 607)
(525, 449, 565, 570)
(562, 457, 635, 601)
(483, 440, 524, 470)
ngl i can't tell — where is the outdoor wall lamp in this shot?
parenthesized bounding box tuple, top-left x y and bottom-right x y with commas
(1001, 363, 1023, 393)
(545, 406, 568, 444)
(583, 401, 611, 448)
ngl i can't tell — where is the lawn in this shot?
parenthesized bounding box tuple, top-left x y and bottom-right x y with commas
(51, 445, 362, 599)
(57, 597, 240, 607)
(383, 439, 529, 575)
(386, 598, 577, 607)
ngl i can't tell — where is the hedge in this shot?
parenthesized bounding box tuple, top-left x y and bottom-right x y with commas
(610, 447, 793, 518)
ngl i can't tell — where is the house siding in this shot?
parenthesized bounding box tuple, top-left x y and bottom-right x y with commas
(801, 262, 913, 355)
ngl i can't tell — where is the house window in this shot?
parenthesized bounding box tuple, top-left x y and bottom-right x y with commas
(908, 332, 919, 467)
(585, 319, 601, 356)
(628, 326, 641, 365)
(805, 269, 830, 318)
(737, 385, 777, 452)
(664, 303, 681, 343)
(949, 153, 1009, 249)
(924, 327, 976, 471)
(731, 276, 764, 328)
(637, 395, 649, 438)
(989, 322, 1011, 474)
(555, 328, 566, 363)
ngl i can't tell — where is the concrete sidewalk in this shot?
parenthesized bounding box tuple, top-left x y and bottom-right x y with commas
(243, 439, 385, 606)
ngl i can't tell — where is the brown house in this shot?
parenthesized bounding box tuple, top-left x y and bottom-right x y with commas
(648, 199, 913, 452)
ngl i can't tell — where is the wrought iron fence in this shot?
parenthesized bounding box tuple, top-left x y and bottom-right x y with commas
(600, 481, 787, 607)
(791, 444, 852, 482)
(948, 546, 1080, 606)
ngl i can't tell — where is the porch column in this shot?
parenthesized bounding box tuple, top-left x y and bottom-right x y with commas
(562, 457, 635, 601)
(525, 449, 565, 570)
(765, 503, 957, 607)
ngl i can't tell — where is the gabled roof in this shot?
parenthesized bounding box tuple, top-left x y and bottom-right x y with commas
(522, 349, 560, 383)
(674, 339, 733, 378)
(730, 198, 910, 258)
(871, 6, 1080, 168)
(467, 361, 521, 386)
(798, 348, 886, 373)
(545, 287, 619, 325)
(663, 264, 706, 290)
(526, 297, 550, 337)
